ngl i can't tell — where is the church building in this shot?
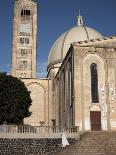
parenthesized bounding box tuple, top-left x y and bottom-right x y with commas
(11, 0, 116, 131)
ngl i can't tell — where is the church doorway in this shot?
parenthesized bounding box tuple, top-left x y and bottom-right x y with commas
(90, 111, 101, 131)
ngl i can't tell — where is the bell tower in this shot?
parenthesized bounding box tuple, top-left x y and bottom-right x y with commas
(11, 0, 37, 79)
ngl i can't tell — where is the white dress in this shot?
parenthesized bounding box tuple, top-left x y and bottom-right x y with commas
(61, 133, 69, 147)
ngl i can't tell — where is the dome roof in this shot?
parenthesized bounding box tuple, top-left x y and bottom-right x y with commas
(48, 15, 103, 69)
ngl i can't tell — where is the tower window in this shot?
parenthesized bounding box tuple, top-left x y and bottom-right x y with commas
(21, 73, 26, 78)
(20, 61, 27, 69)
(20, 38, 24, 44)
(21, 10, 23, 16)
(26, 10, 30, 16)
(21, 49, 27, 56)
(25, 38, 29, 44)
(20, 38, 29, 44)
(21, 9, 31, 16)
(90, 63, 99, 103)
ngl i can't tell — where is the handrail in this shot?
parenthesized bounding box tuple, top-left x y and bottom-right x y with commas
(0, 125, 79, 134)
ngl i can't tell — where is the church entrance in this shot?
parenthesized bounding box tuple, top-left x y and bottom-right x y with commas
(90, 111, 101, 131)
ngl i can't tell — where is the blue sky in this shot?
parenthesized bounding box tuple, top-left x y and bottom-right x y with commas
(0, 0, 116, 77)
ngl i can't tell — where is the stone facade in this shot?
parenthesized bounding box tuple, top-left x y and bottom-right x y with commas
(11, 0, 54, 127)
(11, 0, 116, 131)
(23, 78, 53, 126)
(73, 37, 116, 131)
(53, 37, 116, 131)
(52, 49, 74, 127)
(11, 0, 37, 78)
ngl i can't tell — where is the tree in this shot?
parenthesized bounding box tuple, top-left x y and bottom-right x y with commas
(0, 72, 32, 125)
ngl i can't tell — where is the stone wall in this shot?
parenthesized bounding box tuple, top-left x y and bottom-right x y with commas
(0, 138, 74, 155)
(23, 78, 53, 127)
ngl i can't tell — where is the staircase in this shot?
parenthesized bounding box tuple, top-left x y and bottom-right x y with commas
(52, 131, 116, 155)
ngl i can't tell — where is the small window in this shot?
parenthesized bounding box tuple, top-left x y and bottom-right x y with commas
(20, 61, 27, 69)
(21, 73, 26, 78)
(21, 10, 23, 16)
(26, 10, 30, 16)
(21, 9, 31, 16)
(21, 49, 27, 56)
(25, 38, 29, 44)
(20, 38, 24, 44)
(24, 10, 26, 15)
(19, 38, 29, 44)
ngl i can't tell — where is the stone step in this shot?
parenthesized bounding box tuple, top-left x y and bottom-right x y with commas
(53, 131, 116, 155)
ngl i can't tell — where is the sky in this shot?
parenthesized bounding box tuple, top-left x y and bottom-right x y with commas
(0, 0, 116, 77)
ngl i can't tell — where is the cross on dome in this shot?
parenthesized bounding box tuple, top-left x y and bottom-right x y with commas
(77, 10, 84, 26)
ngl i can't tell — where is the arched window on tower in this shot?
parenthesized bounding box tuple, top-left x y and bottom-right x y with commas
(19, 38, 29, 44)
(20, 60, 27, 69)
(21, 9, 31, 20)
(90, 63, 99, 103)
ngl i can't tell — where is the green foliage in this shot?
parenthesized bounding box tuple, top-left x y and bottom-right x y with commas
(0, 72, 32, 125)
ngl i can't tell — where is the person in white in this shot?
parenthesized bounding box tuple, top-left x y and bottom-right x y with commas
(61, 133, 69, 147)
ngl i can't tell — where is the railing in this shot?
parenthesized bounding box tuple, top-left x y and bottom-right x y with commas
(0, 125, 79, 134)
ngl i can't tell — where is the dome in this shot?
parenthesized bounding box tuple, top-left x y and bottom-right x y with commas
(47, 15, 103, 77)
